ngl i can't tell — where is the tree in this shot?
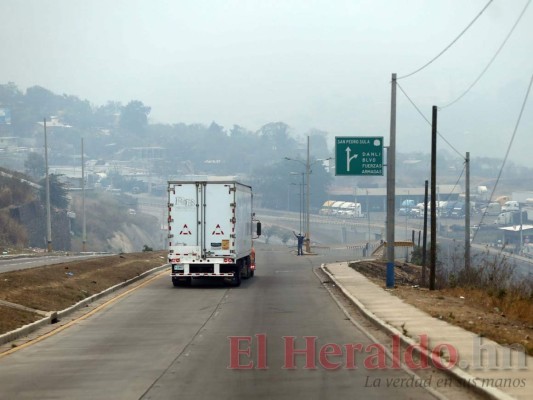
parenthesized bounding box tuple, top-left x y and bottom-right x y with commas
(24, 152, 45, 179)
(251, 160, 332, 211)
(257, 122, 296, 154)
(119, 100, 151, 136)
(25, 85, 62, 117)
(0, 82, 22, 104)
(94, 101, 122, 129)
(39, 174, 69, 209)
(61, 94, 93, 129)
(307, 129, 330, 159)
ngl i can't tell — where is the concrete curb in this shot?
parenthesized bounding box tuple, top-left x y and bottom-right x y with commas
(320, 264, 515, 400)
(0, 263, 169, 346)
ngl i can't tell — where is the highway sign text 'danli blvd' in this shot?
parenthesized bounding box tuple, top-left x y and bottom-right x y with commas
(335, 136, 383, 176)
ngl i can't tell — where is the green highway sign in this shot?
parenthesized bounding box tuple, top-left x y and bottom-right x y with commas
(335, 136, 384, 176)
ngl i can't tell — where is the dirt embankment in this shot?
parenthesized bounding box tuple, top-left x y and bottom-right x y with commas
(350, 261, 533, 356)
(0, 251, 167, 334)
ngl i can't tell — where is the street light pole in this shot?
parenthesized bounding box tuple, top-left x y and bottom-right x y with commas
(290, 172, 304, 234)
(285, 141, 330, 255)
(301, 174, 304, 234)
(305, 136, 311, 253)
(82, 138, 86, 252)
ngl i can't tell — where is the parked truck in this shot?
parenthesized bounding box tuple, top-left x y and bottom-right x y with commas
(484, 202, 502, 216)
(399, 199, 416, 216)
(494, 210, 529, 226)
(167, 178, 261, 287)
(501, 200, 519, 212)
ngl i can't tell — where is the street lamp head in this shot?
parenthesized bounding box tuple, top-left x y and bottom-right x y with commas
(285, 157, 306, 167)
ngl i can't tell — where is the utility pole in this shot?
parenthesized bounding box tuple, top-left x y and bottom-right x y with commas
(386, 73, 397, 288)
(82, 138, 87, 252)
(518, 203, 524, 255)
(422, 180, 428, 286)
(305, 135, 311, 253)
(44, 118, 52, 252)
(367, 189, 371, 241)
(465, 152, 470, 270)
(430, 106, 437, 290)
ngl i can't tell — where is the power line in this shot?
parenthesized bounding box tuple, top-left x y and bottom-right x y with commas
(396, 81, 464, 158)
(398, 0, 494, 80)
(441, 0, 532, 109)
(443, 164, 466, 204)
(472, 73, 533, 242)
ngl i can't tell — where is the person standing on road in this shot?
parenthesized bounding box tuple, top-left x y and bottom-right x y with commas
(293, 231, 306, 255)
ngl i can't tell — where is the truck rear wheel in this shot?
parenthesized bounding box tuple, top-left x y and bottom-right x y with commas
(228, 267, 241, 287)
(242, 257, 251, 280)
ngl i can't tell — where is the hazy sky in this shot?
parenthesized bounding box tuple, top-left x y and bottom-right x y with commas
(1, 0, 532, 165)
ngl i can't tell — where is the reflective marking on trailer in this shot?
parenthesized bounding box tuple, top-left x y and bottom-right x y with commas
(180, 224, 192, 235)
(212, 224, 224, 235)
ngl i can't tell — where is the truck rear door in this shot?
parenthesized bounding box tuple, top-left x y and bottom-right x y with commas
(204, 183, 234, 258)
(168, 182, 200, 250)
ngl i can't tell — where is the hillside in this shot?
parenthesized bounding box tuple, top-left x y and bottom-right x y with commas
(0, 167, 162, 253)
(69, 191, 163, 253)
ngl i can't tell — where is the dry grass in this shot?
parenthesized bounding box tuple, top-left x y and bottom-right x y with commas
(350, 261, 533, 356)
(0, 211, 28, 247)
(0, 251, 168, 334)
(0, 306, 40, 333)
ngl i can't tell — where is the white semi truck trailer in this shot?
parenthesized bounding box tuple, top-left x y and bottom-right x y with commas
(167, 178, 261, 287)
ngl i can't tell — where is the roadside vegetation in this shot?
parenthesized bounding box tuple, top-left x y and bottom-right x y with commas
(261, 225, 293, 245)
(352, 247, 533, 355)
(0, 170, 36, 248)
(69, 191, 160, 252)
(0, 251, 167, 336)
(413, 245, 532, 323)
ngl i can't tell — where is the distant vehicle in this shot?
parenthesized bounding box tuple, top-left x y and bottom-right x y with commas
(399, 199, 416, 216)
(450, 202, 466, 218)
(319, 201, 362, 217)
(495, 195, 510, 205)
(409, 207, 421, 218)
(128, 208, 136, 215)
(440, 201, 456, 218)
(501, 200, 519, 212)
(340, 202, 363, 218)
(477, 186, 488, 201)
(494, 210, 529, 225)
(415, 203, 425, 213)
(484, 202, 502, 216)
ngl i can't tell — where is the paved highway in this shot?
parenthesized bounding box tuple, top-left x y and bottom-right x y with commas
(0, 245, 437, 400)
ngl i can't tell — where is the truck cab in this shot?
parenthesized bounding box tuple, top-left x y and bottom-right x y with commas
(399, 199, 416, 216)
(501, 201, 519, 212)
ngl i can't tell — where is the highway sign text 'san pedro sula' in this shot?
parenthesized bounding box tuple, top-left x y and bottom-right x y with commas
(335, 136, 384, 176)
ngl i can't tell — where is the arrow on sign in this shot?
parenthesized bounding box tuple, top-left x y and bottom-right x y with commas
(345, 147, 358, 172)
